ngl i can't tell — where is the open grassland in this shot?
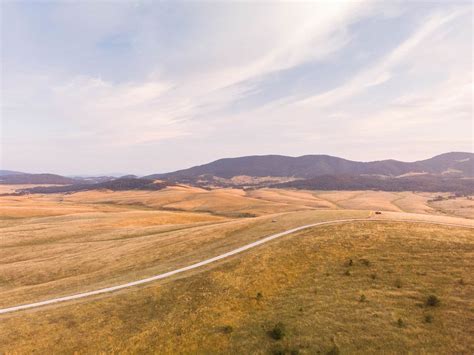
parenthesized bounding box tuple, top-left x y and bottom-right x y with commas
(1, 186, 471, 220)
(1, 222, 472, 353)
(311, 190, 472, 218)
(429, 195, 474, 219)
(0, 186, 472, 353)
(0, 186, 472, 308)
(0, 196, 368, 308)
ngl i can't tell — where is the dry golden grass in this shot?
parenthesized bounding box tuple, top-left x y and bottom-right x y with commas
(315, 190, 403, 212)
(390, 191, 436, 214)
(0, 186, 472, 353)
(429, 196, 474, 219)
(246, 188, 337, 209)
(372, 211, 474, 227)
(1, 222, 472, 354)
(62, 186, 306, 217)
(0, 199, 368, 308)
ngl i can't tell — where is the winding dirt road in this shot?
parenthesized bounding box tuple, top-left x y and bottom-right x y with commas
(1, 217, 472, 315)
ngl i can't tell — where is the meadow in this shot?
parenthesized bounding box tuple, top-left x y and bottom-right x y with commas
(0, 186, 472, 353)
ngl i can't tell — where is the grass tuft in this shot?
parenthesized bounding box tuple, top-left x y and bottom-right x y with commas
(269, 322, 286, 340)
(221, 325, 233, 334)
(424, 314, 433, 323)
(395, 278, 402, 288)
(426, 295, 440, 307)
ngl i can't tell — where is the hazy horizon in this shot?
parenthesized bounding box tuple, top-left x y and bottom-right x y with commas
(1, 150, 472, 177)
(1, 1, 473, 175)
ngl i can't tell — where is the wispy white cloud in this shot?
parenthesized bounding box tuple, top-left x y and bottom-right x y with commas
(296, 7, 469, 109)
(1, 1, 472, 174)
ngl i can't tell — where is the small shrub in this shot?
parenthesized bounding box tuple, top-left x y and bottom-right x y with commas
(347, 259, 353, 266)
(426, 295, 440, 307)
(360, 258, 370, 267)
(395, 279, 402, 288)
(397, 318, 405, 328)
(424, 314, 433, 323)
(359, 294, 366, 302)
(370, 273, 377, 280)
(459, 278, 465, 285)
(222, 325, 233, 334)
(256, 292, 263, 301)
(344, 270, 351, 276)
(269, 322, 286, 340)
(327, 344, 340, 355)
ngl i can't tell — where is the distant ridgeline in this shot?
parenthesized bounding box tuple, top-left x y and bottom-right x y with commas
(2, 152, 473, 194)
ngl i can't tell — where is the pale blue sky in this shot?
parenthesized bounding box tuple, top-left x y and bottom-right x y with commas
(1, 1, 472, 175)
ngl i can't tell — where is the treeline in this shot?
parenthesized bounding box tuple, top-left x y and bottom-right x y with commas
(273, 175, 474, 194)
(16, 178, 170, 194)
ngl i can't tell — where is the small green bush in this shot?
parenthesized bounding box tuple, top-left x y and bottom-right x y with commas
(256, 292, 263, 301)
(269, 322, 286, 340)
(424, 314, 433, 323)
(360, 258, 370, 266)
(426, 295, 440, 307)
(359, 294, 366, 302)
(370, 273, 377, 280)
(397, 318, 405, 328)
(395, 279, 402, 288)
(344, 270, 351, 276)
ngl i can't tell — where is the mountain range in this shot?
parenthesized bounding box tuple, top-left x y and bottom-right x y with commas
(147, 152, 473, 180)
(2, 152, 473, 194)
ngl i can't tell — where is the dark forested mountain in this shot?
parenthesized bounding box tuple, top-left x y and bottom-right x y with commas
(3, 152, 472, 193)
(274, 174, 474, 194)
(147, 152, 473, 180)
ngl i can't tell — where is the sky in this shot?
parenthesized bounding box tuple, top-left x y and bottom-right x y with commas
(1, 0, 472, 175)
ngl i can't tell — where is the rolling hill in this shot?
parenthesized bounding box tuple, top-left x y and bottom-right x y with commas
(146, 152, 473, 180)
(0, 170, 27, 176)
(0, 173, 78, 185)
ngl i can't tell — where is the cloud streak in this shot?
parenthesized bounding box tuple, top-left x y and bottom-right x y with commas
(1, 1, 472, 174)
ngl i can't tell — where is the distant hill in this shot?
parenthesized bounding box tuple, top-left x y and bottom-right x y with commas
(0, 173, 78, 185)
(16, 178, 170, 194)
(0, 172, 117, 185)
(147, 152, 474, 180)
(274, 174, 474, 194)
(143, 152, 473, 194)
(0, 170, 27, 176)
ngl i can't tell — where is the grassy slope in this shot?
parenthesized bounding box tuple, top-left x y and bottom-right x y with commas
(1, 222, 472, 353)
(0, 207, 368, 307)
